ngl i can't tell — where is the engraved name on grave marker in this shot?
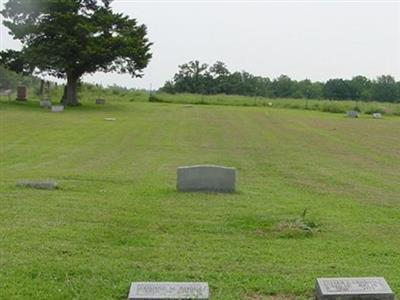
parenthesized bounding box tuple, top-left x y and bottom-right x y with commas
(316, 277, 394, 300)
(128, 282, 209, 300)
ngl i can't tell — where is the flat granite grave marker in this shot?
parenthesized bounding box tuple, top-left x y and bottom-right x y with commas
(316, 277, 394, 300)
(177, 165, 236, 193)
(51, 105, 64, 113)
(128, 282, 209, 300)
(347, 111, 359, 118)
(17, 180, 58, 190)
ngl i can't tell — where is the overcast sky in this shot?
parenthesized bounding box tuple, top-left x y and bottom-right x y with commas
(1, 0, 399, 89)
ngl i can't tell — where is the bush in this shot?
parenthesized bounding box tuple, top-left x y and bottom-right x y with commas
(275, 209, 319, 239)
(364, 107, 386, 115)
(149, 94, 165, 103)
(321, 103, 347, 113)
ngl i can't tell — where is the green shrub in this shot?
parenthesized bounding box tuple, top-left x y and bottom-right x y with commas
(275, 209, 319, 239)
(364, 107, 386, 115)
(321, 103, 347, 113)
(149, 94, 165, 103)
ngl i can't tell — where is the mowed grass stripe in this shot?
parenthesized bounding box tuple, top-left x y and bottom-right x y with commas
(0, 101, 399, 299)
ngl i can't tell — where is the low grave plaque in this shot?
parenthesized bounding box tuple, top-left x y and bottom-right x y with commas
(17, 180, 58, 190)
(316, 277, 394, 300)
(96, 98, 106, 104)
(51, 105, 64, 112)
(177, 165, 236, 193)
(128, 282, 209, 300)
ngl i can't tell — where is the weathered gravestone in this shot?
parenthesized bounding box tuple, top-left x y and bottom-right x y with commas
(373, 113, 382, 119)
(16, 86, 27, 101)
(96, 98, 106, 105)
(0, 89, 12, 97)
(17, 180, 58, 190)
(40, 99, 52, 108)
(51, 105, 64, 113)
(177, 165, 236, 193)
(347, 111, 359, 118)
(315, 277, 394, 300)
(128, 282, 209, 300)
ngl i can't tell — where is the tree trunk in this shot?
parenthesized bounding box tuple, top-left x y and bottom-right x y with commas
(60, 85, 67, 104)
(63, 75, 79, 106)
(39, 80, 44, 99)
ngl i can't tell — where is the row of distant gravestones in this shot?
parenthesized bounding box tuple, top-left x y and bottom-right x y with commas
(127, 277, 395, 299)
(14, 86, 384, 119)
(14, 86, 105, 111)
(347, 110, 382, 119)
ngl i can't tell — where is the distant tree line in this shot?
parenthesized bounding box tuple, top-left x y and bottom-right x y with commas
(160, 61, 400, 102)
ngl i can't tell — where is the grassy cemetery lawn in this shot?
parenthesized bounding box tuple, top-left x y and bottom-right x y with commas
(1, 100, 400, 299)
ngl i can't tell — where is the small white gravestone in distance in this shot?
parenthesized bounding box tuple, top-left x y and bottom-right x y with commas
(128, 282, 209, 300)
(104, 117, 116, 121)
(315, 277, 394, 300)
(347, 111, 359, 118)
(373, 113, 382, 119)
(51, 105, 64, 113)
(177, 165, 236, 193)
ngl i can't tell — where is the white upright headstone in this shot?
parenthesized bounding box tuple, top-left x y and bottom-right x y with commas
(373, 113, 382, 119)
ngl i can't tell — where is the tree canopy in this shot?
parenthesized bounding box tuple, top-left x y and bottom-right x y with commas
(1, 0, 152, 105)
(161, 60, 400, 103)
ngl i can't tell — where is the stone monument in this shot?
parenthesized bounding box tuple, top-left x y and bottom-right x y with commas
(96, 99, 106, 104)
(177, 165, 236, 193)
(16, 86, 27, 101)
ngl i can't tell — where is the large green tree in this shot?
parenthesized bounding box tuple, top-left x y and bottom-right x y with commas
(1, 0, 152, 106)
(371, 75, 397, 102)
